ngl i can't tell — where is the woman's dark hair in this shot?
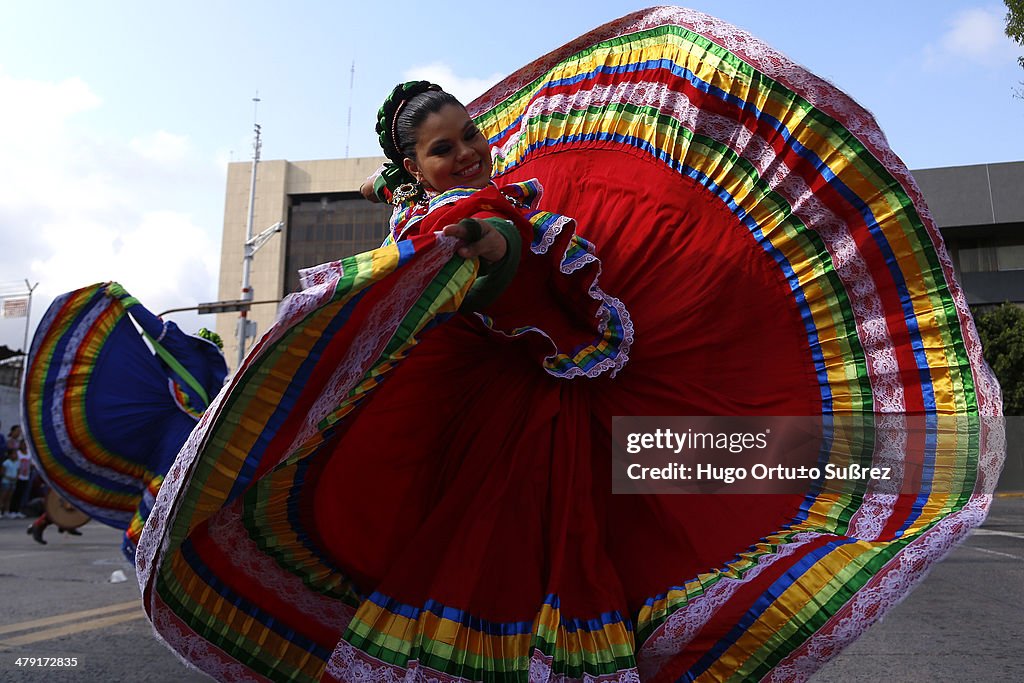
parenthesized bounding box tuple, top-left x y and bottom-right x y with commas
(376, 81, 461, 165)
(394, 89, 461, 160)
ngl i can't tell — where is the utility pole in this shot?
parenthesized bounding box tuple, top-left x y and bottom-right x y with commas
(236, 95, 261, 369)
(236, 93, 282, 370)
(20, 280, 37, 377)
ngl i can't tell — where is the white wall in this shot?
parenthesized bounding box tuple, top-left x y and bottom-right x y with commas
(0, 384, 21, 435)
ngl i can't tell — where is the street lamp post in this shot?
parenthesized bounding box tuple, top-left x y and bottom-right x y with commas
(236, 95, 282, 370)
(236, 220, 282, 369)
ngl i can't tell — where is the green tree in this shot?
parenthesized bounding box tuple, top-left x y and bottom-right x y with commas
(1008, 0, 1024, 67)
(976, 303, 1024, 415)
(1008, 0, 1024, 97)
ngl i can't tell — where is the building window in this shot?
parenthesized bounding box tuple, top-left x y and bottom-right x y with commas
(958, 244, 1024, 273)
(284, 193, 392, 294)
(959, 247, 998, 273)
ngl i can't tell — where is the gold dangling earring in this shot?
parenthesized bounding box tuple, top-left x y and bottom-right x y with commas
(391, 181, 422, 205)
(415, 175, 432, 205)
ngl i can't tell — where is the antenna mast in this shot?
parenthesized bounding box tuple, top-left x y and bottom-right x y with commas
(346, 61, 354, 158)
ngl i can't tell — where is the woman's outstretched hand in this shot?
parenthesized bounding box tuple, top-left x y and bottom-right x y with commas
(442, 218, 508, 263)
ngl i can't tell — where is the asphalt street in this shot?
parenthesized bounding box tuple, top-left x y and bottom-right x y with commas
(817, 494, 1023, 682)
(0, 496, 1020, 682)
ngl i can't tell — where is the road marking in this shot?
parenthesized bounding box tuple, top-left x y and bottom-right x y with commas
(972, 528, 1024, 541)
(0, 601, 139, 636)
(968, 546, 1023, 561)
(0, 611, 145, 648)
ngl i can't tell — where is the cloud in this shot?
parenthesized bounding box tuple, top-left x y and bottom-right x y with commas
(401, 63, 506, 105)
(28, 210, 216, 302)
(0, 70, 222, 351)
(131, 130, 191, 164)
(0, 71, 101, 140)
(925, 5, 1020, 68)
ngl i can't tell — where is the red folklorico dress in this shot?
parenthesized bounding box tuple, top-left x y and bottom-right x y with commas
(138, 7, 1003, 682)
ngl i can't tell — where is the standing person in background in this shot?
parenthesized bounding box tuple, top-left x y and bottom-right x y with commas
(1, 447, 17, 517)
(7, 425, 29, 518)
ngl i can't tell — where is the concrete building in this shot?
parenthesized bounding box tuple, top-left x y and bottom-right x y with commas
(913, 162, 1024, 305)
(216, 158, 1024, 371)
(216, 156, 390, 365)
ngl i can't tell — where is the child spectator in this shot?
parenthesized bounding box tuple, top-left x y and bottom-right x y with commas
(1, 449, 17, 517)
(7, 425, 30, 518)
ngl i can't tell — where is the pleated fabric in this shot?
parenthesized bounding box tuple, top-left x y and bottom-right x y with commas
(138, 7, 1002, 682)
(22, 282, 227, 558)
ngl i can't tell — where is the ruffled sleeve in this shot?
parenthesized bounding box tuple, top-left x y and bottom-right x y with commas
(412, 181, 633, 379)
(485, 185, 633, 379)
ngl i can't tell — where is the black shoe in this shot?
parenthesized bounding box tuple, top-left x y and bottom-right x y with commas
(31, 523, 46, 545)
(59, 528, 82, 536)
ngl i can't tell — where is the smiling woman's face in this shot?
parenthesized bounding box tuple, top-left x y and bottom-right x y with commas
(403, 104, 491, 193)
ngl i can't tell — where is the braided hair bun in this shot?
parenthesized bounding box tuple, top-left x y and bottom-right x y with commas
(376, 81, 439, 165)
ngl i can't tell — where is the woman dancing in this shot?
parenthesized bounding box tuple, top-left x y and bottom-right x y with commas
(359, 84, 522, 310)
(22, 282, 228, 558)
(139, 7, 1001, 682)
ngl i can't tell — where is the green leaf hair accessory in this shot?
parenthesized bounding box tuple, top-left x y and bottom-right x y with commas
(197, 328, 224, 350)
(374, 81, 441, 191)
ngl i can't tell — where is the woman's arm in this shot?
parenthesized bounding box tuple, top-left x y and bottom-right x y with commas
(104, 283, 167, 340)
(441, 218, 510, 262)
(361, 165, 392, 204)
(360, 177, 380, 203)
(441, 217, 522, 312)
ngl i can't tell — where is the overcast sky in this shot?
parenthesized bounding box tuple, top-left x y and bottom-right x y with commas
(1, 0, 1021, 351)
